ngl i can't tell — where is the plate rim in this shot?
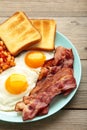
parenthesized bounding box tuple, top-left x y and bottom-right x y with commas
(0, 31, 82, 123)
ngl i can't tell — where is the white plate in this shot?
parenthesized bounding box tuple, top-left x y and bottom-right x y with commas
(0, 32, 81, 122)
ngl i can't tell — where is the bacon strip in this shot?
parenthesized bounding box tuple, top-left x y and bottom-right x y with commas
(15, 46, 76, 120)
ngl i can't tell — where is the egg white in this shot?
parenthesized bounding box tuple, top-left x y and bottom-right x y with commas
(0, 50, 54, 111)
(0, 67, 39, 111)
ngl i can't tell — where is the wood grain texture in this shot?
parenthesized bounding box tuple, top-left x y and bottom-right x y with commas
(0, 0, 87, 17)
(0, 110, 87, 130)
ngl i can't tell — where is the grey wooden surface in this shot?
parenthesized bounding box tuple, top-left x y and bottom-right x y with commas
(0, 0, 87, 130)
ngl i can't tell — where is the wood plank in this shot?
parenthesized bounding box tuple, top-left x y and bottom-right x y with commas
(81, 60, 87, 83)
(0, 0, 87, 17)
(0, 17, 87, 59)
(56, 17, 87, 60)
(0, 110, 87, 130)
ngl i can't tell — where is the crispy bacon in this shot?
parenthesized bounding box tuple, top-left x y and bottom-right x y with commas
(15, 46, 76, 121)
(54, 46, 74, 68)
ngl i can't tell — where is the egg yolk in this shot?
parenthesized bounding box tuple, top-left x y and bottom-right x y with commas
(25, 51, 46, 68)
(5, 74, 28, 95)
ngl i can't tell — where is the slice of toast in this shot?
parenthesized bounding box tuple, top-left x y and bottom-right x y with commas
(26, 19, 56, 51)
(0, 12, 41, 56)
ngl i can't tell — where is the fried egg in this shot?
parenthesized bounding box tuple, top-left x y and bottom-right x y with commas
(0, 67, 39, 111)
(0, 50, 54, 111)
(19, 50, 54, 72)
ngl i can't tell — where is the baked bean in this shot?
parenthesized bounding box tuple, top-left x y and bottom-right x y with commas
(0, 41, 15, 73)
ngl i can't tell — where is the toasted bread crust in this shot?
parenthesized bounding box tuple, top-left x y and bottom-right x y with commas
(0, 12, 41, 56)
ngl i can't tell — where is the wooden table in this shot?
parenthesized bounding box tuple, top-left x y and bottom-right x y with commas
(0, 0, 87, 130)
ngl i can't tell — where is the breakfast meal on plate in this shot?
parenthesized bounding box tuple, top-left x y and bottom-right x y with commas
(0, 11, 76, 121)
(15, 46, 76, 120)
